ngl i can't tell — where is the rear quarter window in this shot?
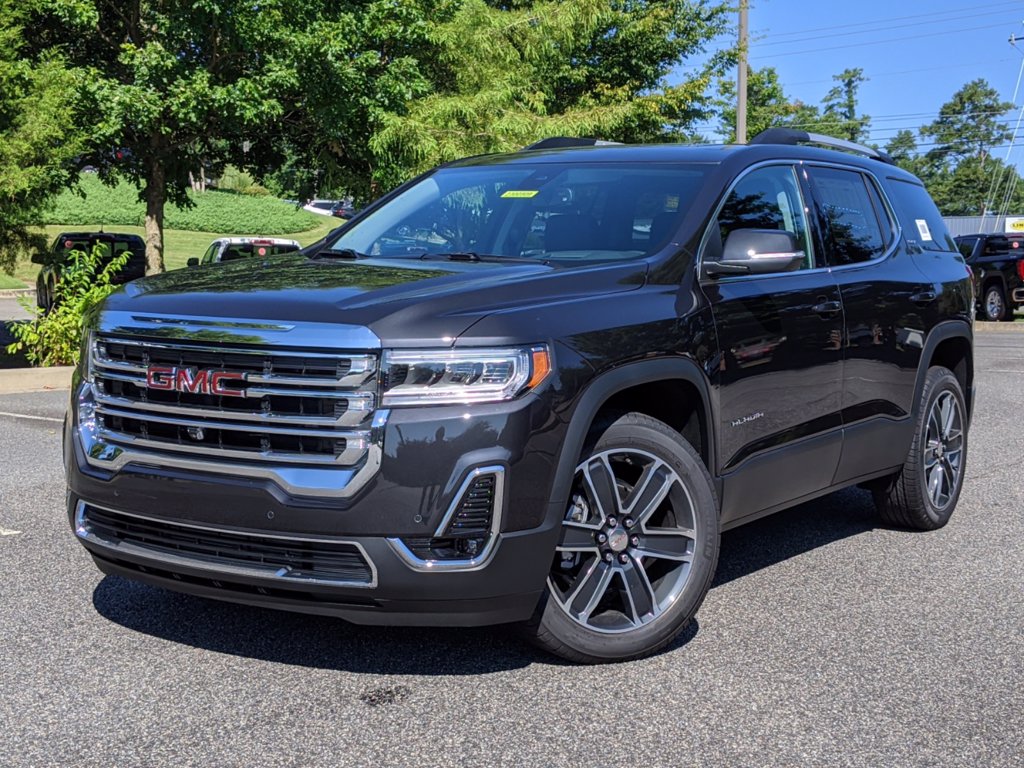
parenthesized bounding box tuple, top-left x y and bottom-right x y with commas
(885, 178, 957, 253)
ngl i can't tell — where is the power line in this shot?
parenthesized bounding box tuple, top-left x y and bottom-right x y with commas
(784, 59, 1016, 87)
(753, 9, 1023, 48)
(750, 20, 1022, 60)
(750, 0, 1024, 40)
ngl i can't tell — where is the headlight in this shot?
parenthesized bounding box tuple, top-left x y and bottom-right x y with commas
(381, 345, 550, 406)
(80, 330, 95, 383)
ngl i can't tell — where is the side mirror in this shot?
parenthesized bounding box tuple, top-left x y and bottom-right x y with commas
(187, 257, 199, 267)
(31, 251, 50, 265)
(705, 229, 805, 277)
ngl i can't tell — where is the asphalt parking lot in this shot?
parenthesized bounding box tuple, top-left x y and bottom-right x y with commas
(1, 332, 1021, 767)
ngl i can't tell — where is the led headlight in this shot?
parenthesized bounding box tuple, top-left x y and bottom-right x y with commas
(79, 330, 96, 383)
(381, 346, 550, 406)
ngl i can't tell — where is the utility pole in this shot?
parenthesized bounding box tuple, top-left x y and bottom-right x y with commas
(736, 0, 749, 144)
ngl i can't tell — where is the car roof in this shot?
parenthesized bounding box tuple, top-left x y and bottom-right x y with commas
(444, 141, 919, 181)
(56, 232, 144, 242)
(214, 237, 300, 245)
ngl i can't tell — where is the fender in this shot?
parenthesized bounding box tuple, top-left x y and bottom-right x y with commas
(912, 319, 974, 424)
(545, 357, 716, 523)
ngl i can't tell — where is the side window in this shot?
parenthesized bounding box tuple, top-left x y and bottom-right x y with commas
(709, 165, 815, 270)
(808, 167, 888, 265)
(885, 177, 957, 253)
(956, 238, 976, 260)
(202, 244, 221, 264)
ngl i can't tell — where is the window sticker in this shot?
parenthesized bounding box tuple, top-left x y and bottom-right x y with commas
(665, 195, 680, 211)
(915, 219, 933, 241)
(501, 190, 539, 199)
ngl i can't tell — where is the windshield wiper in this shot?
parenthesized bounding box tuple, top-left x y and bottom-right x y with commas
(417, 251, 546, 265)
(309, 247, 372, 260)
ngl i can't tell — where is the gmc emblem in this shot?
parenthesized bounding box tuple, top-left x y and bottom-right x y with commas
(145, 366, 245, 397)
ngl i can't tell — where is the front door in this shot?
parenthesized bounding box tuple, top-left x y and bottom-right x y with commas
(700, 163, 845, 524)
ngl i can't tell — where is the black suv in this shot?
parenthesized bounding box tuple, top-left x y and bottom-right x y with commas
(34, 232, 146, 311)
(65, 130, 974, 662)
(954, 233, 1024, 321)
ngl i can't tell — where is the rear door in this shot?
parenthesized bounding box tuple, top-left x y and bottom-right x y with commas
(804, 165, 933, 484)
(700, 163, 845, 524)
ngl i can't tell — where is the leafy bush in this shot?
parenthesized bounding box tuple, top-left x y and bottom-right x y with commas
(42, 175, 320, 234)
(6, 244, 129, 367)
(217, 165, 271, 196)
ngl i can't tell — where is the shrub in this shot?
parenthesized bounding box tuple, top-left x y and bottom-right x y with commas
(42, 175, 320, 234)
(6, 244, 129, 366)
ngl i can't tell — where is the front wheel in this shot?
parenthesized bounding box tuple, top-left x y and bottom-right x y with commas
(525, 412, 719, 663)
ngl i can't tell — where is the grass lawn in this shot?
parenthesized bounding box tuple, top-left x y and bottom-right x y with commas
(10, 218, 339, 287)
(0, 273, 26, 289)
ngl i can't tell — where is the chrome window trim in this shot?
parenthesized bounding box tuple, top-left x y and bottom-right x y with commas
(387, 465, 506, 572)
(696, 158, 904, 283)
(74, 500, 378, 588)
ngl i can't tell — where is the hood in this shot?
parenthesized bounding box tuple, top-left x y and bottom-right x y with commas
(101, 255, 647, 346)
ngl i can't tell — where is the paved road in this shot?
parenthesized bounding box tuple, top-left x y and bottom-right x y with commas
(0, 296, 32, 322)
(1, 334, 1021, 767)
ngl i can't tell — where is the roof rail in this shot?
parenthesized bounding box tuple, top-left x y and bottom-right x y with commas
(522, 137, 622, 151)
(750, 128, 896, 165)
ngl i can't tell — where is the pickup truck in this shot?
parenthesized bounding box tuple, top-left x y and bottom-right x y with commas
(955, 233, 1024, 321)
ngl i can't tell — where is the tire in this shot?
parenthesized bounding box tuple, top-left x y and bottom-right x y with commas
(872, 367, 967, 530)
(524, 412, 720, 663)
(982, 284, 1007, 321)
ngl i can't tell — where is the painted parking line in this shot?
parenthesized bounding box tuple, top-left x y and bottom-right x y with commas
(0, 410, 63, 424)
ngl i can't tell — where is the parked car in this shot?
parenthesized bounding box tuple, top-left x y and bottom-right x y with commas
(954, 233, 1024, 321)
(302, 199, 339, 216)
(187, 237, 301, 267)
(66, 129, 974, 663)
(33, 232, 145, 311)
(331, 200, 358, 219)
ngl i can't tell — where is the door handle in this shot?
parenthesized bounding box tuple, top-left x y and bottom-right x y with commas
(910, 290, 937, 305)
(811, 300, 841, 316)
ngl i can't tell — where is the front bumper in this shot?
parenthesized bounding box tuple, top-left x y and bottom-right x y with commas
(66, 388, 567, 626)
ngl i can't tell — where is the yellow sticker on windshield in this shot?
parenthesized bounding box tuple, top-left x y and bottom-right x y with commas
(501, 190, 539, 199)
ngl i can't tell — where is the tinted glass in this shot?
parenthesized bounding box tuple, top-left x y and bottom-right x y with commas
(885, 178, 958, 253)
(709, 164, 815, 270)
(809, 167, 887, 265)
(329, 163, 711, 263)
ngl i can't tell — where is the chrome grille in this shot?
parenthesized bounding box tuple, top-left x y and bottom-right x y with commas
(90, 336, 378, 467)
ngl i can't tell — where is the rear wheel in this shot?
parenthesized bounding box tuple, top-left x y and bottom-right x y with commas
(982, 284, 1007, 321)
(526, 412, 719, 663)
(873, 367, 967, 530)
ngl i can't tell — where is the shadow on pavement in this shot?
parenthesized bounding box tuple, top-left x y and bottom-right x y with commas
(92, 487, 878, 672)
(713, 486, 878, 587)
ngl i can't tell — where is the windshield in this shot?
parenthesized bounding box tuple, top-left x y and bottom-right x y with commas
(327, 162, 711, 263)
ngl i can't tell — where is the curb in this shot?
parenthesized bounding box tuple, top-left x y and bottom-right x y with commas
(0, 366, 74, 394)
(0, 288, 32, 298)
(975, 321, 1024, 333)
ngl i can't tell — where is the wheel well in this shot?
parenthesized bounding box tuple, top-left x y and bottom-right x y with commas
(982, 277, 1004, 294)
(595, 379, 710, 469)
(929, 336, 972, 409)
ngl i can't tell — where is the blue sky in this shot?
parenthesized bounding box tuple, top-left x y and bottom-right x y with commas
(689, 0, 1024, 160)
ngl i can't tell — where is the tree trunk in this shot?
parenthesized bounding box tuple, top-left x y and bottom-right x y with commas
(144, 159, 166, 275)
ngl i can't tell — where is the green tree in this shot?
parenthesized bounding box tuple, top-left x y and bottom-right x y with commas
(818, 68, 870, 143)
(368, 0, 731, 185)
(717, 65, 821, 142)
(920, 78, 1013, 165)
(20, 0, 302, 274)
(0, 1, 85, 274)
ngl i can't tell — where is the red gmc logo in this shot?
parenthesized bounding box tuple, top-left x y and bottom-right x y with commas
(145, 366, 246, 397)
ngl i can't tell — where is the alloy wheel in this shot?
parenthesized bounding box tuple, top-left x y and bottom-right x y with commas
(924, 391, 963, 511)
(547, 449, 698, 634)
